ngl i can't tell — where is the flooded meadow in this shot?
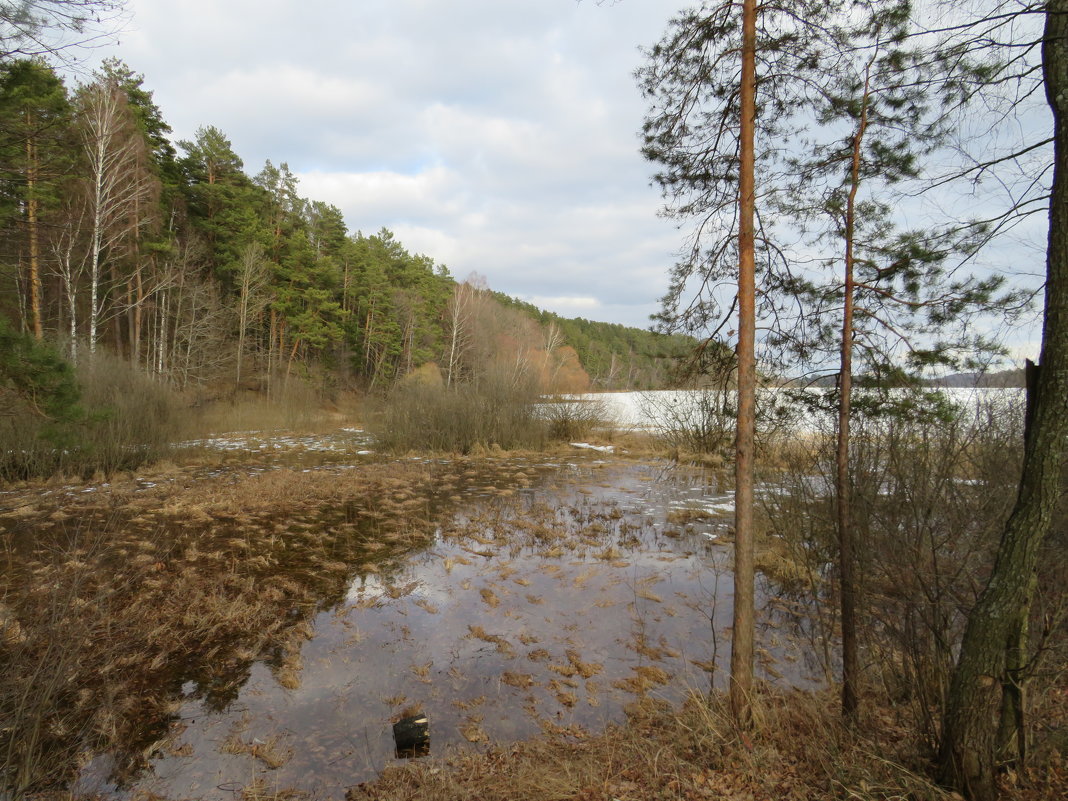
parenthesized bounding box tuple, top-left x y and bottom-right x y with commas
(1, 431, 820, 800)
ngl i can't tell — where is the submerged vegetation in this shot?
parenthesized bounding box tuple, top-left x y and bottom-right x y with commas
(0, 453, 520, 795)
(0, 386, 1063, 801)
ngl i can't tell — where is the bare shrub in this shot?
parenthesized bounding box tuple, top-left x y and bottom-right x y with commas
(636, 386, 799, 459)
(759, 389, 1028, 747)
(539, 396, 611, 442)
(0, 351, 184, 481)
(70, 351, 187, 474)
(367, 372, 548, 454)
(636, 388, 735, 456)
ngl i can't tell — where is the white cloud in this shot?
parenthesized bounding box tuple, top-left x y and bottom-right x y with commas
(92, 0, 1040, 347)
(297, 167, 465, 222)
(530, 296, 602, 312)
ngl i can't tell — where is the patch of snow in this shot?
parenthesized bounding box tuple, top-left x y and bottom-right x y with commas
(570, 442, 614, 453)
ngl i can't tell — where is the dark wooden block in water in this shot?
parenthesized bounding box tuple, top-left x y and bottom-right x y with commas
(393, 714, 429, 757)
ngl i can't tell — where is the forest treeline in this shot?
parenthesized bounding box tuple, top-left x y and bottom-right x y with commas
(0, 58, 692, 398)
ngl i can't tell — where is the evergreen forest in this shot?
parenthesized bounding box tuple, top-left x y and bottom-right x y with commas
(0, 57, 692, 404)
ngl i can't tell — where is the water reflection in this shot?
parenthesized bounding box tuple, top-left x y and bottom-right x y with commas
(70, 459, 818, 800)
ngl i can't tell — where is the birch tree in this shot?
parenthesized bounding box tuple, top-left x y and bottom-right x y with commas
(76, 76, 156, 356)
(49, 194, 85, 360)
(235, 240, 267, 387)
(442, 275, 490, 387)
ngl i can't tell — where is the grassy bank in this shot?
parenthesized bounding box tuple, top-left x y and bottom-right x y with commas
(345, 687, 1066, 801)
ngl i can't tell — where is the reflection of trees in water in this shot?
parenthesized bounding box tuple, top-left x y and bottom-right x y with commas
(1, 460, 530, 796)
(3, 457, 825, 797)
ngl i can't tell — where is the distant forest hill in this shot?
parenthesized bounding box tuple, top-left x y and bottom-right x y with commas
(924, 369, 1026, 388)
(0, 58, 695, 395)
(800, 368, 1026, 389)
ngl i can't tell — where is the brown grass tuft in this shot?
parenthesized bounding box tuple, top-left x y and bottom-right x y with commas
(344, 688, 1011, 801)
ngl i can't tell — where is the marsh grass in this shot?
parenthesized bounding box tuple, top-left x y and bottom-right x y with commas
(5, 396, 1061, 801)
(192, 382, 362, 437)
(347, 688, 994, 801)
(0, 457, 491, 797)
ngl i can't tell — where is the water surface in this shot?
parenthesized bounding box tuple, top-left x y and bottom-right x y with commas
(70, 457, 817, 799)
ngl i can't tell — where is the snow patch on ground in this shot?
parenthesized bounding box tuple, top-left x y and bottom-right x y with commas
(177, 429, 374, 454)
(570, 442, 614, 453)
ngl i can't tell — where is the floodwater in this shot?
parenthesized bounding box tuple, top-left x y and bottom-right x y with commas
(54, 455, 818, 799)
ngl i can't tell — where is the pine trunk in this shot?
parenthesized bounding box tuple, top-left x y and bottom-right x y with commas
(25, 135, 42, 340)
(938, 4, 1068, 798)
(729, 0, 758, 728)
(838, 62, 872, 724)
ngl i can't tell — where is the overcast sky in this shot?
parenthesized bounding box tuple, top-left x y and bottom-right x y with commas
(71, 0, 1046, 363)
(73, 0, 689, 332)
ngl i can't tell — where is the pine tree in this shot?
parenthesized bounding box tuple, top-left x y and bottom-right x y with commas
(0, 59, 71, 339)
(938, 2, 1068, 797)
(179, 125, 263, 289)
(639, 0, 834, 726)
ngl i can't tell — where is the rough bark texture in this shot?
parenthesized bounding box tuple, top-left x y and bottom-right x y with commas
(837, 62, 871, 724)
(25, 135, 42, 340)
(730, 0, 758, 729)
(938, 5, 1068, 798)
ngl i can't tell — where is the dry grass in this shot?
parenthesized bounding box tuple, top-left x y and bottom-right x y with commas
(0, 455, 535, 796)
(367, 376, 549, 454)
(4, 408, 1063, 801)
(192, 385, 363, 437)
(346, 687, 1066, 801)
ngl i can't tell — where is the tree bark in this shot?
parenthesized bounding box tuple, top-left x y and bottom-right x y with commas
(730, 0, 758, 729)
(938, 4, 1068, 798)
(838, 57, 873, 725)
(25, 134, 42, 340)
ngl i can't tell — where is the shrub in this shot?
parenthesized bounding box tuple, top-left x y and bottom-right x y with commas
(635, 388, 736, 456)
(0, 349, 185, 481)
(539, 396, 611, 441)
(757, 388, 1028, 746)
(368, 372, 548, 454)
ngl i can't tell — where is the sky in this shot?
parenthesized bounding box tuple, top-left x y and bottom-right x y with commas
(66, 0, 1046, 363)
(71, 0, 691, 332)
